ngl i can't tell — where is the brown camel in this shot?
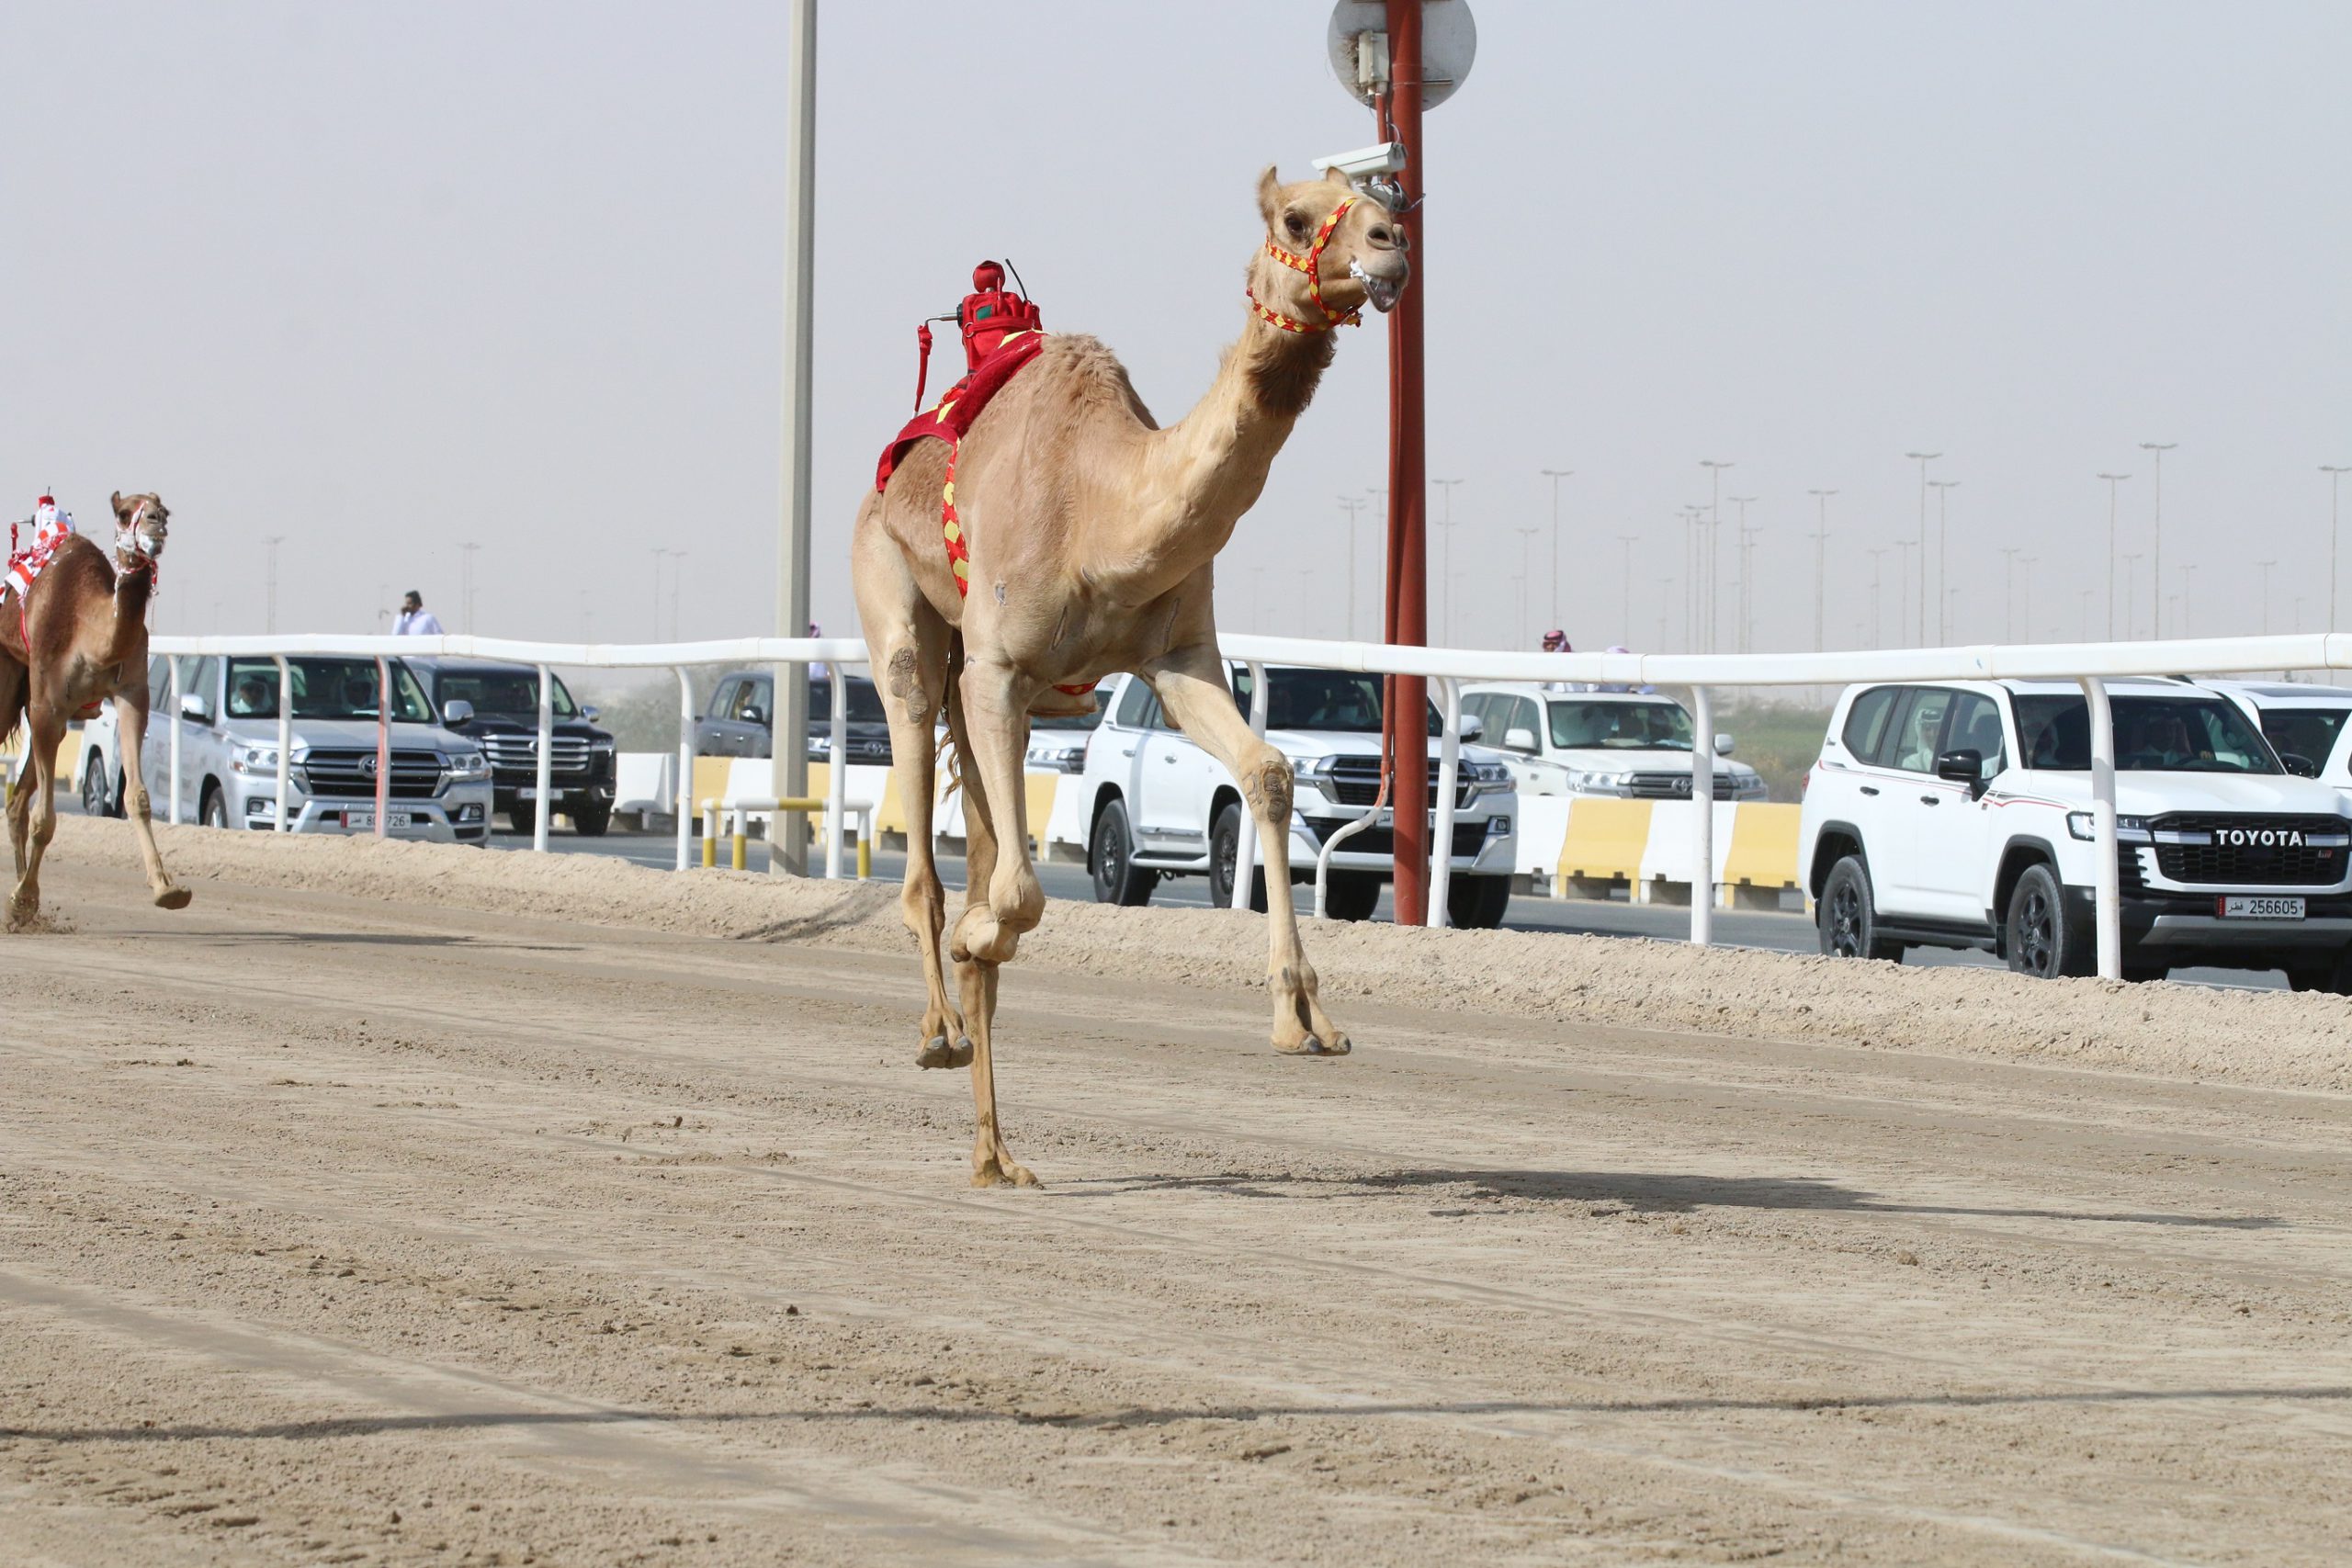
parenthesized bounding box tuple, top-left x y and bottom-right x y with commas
(852, 166, 1409, 1186)
(0, 491, 190, 924)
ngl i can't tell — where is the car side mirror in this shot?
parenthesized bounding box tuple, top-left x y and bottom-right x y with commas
(1502, 726, 1539, 754)
(1936, 747, 1984, 792)
(442, 698, 474, 728)
(581, 705, 601, 724)
(741, 705, 766, 728)
(2281, 751, 2321, 778)
(178, 692, 212, 725)
(1714, 733, 1736, 757)
(1456, 714, 1485, 742)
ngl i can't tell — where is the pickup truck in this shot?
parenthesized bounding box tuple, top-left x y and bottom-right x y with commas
(1078, 665, 1519, 926)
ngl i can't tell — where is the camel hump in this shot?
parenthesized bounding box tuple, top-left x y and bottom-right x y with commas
(1034, 334, 1157, 428)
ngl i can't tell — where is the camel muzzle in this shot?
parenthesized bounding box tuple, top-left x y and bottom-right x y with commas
(1351, 258, 1407, 314)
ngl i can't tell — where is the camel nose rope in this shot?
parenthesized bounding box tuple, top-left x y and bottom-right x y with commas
(1247, 197, 1362, 334)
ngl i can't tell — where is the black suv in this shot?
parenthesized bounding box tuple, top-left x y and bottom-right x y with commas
(401, 659, 617, 835)
(695, 669, 894, 764)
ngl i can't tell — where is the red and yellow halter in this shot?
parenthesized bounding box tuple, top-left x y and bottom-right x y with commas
(1247, 197, 1362, 334)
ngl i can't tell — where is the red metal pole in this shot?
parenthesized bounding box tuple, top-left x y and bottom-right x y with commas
(1384, 0, 1430, 925)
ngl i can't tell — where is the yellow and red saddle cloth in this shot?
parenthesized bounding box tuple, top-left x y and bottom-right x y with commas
(873, 329, 1046, 600)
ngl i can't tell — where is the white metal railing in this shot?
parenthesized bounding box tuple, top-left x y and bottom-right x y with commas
(143, 629, 2352, 981)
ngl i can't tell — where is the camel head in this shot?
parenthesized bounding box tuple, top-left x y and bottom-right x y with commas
(1250, 165, 1410, 332)
(109, 491, 170, 565)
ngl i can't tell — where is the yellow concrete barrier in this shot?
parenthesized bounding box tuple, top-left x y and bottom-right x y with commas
(1555, 798, 1653, 898)
(1719, 803, 1802, 909)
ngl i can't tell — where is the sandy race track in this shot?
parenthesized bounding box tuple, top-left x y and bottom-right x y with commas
(3, 818, 2348, 1565)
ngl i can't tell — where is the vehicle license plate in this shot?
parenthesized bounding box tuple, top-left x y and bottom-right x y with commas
(1376, 807, 1394, 827)
(2218, 896, 2304, 919)
(517, 787, 540, 801)
(344, 809, 413, 830)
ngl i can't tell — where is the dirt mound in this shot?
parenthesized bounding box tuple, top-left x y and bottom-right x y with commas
(52, 815, 2352, 1093)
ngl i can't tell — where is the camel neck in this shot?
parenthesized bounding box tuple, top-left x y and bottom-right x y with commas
(1140, 303, 1337, 568)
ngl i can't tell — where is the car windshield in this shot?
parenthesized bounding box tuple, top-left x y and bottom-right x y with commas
(808, 677, 888, 725)
(2015, 694, 2280, 774)
(425, 666, 578, 718)
(1233, 667, 1444, 737)
(1548, 699, 1695, 750)
(2257, 707, 2347, 773)
(226, 658, 435, 723)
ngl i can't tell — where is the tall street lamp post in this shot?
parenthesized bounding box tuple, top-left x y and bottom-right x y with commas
(1337, 495, 1368, 638)
(2140, 442, 2176, 637)
(1928, 479, 1960, 643)
(1430, 478, 1464, 644)
(1865, 547, 1887, 648)
(2098, 472, 2131, 639)
(1894, 539, 1917, 645)
(1540, 468, 1572, 634)
(1728, 496, 1758, 653)
(1699, 459, 1734, 652)
(1905, 450, 1940, 642)
(2324, 466, 2352, 629)
(1806, 489, 1836, 653)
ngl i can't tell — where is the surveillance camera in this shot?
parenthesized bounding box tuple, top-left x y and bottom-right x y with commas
(1313, 141, 1408, 181)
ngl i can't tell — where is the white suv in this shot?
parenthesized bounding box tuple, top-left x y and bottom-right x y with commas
(2200, 681, 2352, 797)
(1079, 666, 1519, 926)
(1460, 682, 1768, 799)
(1800, 678, 2352, 987)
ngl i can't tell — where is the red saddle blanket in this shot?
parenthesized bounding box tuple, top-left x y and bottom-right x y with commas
(873, 329, 1046, 496)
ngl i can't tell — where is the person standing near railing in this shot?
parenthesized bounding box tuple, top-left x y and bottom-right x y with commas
(393, 590, 444, 635)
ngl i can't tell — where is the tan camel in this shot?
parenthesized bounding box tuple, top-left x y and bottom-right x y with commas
(0, 492, 190, 924)
(852, 167, 1409, 1186)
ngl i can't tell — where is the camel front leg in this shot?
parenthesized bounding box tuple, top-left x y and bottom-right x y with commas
(8, 703, 64, 928)
(112, 691, 192, 910)
(944, 719, 1035, 1187)
(876, 634, 967, 1069)
(1148, 649, 1350, 1055)
(947, 657, 1045, 967)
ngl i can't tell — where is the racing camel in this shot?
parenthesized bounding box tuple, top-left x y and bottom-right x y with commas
(852, 166, 1409, 1185)
(0, 491, 189, 925)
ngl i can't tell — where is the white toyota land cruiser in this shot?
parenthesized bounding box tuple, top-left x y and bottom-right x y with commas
(1079, 665, 1519, 926)
(1800, 677, 2352, 988)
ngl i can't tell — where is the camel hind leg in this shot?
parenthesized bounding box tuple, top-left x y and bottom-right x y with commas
(111, 689, 190, 909)
(851, 503, 968, 1069)
(944, 673, 1035, 1188)
(8, 700, 64, 927)
(0, 661, 27, 881)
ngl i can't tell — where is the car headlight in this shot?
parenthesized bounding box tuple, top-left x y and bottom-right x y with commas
(230, 744, 281, 774)
(2068, 811, 2151, 842)
(1024, 739, 1088, 773)
(447, 750, 491, 782)
(1463, 760, 1513, 795)
(1567, 768, 1634, 795)
(1736, 773, 1768, 799)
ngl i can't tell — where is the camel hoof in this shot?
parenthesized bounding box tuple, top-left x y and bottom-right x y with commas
(916, 1035, 975, 1070)
(973, 1160, 1040, 1190)
(154, 886, 192, 911)
(1274, 1032, 1351, 1056)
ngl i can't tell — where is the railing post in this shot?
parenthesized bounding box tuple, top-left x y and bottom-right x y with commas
(167, 656, 184, 826)
(825, 662, 846, 879)
(674, 667, 694, 872)
(2081, 675, 2122, 978)
(1231, 660, 1269, 909)
(1429, 676, 1461, 926)
(532, 664, 553, 852)
(1690, 684, 1715, 945)
(272, 655, 292, 833)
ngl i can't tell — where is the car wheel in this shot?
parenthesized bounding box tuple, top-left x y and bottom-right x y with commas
(199, 784, 230, 831)
(506, 803, 535, 835)
(2005, 863, 2091, 978)
(571, 797, 613, 837)
(1817, 854, 1901, 961)
(1446, 874, 1511, 930)
(1089, 798, 1155, 907)
(1208, 802, 1269, 912)
(1323, 870, 1382, 921)
(80, 755, 109, 818)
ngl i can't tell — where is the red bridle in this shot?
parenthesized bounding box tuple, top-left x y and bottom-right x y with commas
(1248, 197, 1362, 334)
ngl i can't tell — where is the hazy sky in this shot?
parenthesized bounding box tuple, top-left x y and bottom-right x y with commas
(6, 1, 2347, 658)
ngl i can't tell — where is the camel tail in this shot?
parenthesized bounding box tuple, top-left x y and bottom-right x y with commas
(937, 633, 967, 803)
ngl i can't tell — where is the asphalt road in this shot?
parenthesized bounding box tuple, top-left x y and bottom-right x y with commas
(481, 821, 2289, 991)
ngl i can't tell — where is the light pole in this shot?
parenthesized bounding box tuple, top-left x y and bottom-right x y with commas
(2324, 466, 2351, 629)
(2259, 560, 2278, 635)
(458, 541, 481, 633)
(1806, 489, 1836, 653)
(1728, 496, 1758, 653)
(263, 536, 286, 634)
(1513, 525, 1541, 648)
(1905, 450, 1940, 641)
(1430, 478, 1464, 644)
(1337, 496, 1368, 638)
(2140, 442, 2176, 637)
(1679, 506, 1702, 649)
(1999, 547, 2020, 641)
(1615, 534, 1638, 645)
(1540, 468, 1572, 634)
(2120, 554, 2143, 638)
(768, 0, 819, 877)
(1700, 460, 1734, 652)
(1865, 547, 1887, 647)
(2098, 472, 2131, 639)
(1928, 479, 1960, 643)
